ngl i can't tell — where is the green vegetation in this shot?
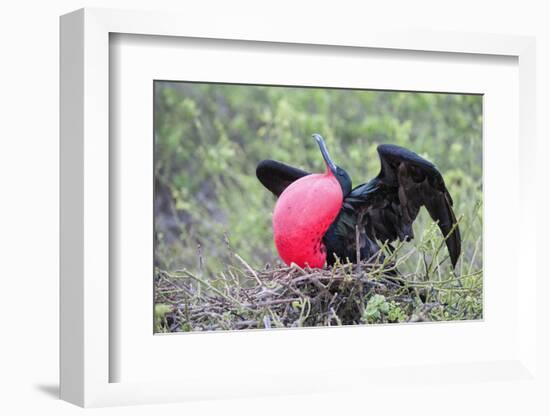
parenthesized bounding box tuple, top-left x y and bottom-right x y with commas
(154, 82, 482, 331)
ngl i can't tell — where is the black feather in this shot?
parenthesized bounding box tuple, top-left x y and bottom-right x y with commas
(256, 143, 461, 269)
(256, 160, 309, 197)
(326, 144, 461, 268)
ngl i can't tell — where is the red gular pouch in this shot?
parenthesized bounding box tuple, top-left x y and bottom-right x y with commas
(272, 170, 343, 269)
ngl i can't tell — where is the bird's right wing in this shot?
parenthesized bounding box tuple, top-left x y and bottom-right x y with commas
(256, 159, 310, 197)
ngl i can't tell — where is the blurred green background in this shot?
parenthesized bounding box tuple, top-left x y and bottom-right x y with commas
(154, 82, 482, 276)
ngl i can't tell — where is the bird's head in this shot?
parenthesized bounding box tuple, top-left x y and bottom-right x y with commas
(312, 133, 352, 196)
(272, 134, 351, 268)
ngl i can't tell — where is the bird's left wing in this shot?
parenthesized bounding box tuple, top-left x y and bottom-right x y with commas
(256, 159, 310, 197)
(345, 144, 461, 268)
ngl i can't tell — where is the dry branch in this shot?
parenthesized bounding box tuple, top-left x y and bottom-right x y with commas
(155, 248, 482, 332)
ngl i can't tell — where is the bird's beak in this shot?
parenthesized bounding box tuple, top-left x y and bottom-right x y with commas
(312, 133, 338, 175)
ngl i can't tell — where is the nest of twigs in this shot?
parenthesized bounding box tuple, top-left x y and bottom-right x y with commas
(154, 246, 482, 332)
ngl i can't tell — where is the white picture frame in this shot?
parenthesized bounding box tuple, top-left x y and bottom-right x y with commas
(60, 7, 538, 408)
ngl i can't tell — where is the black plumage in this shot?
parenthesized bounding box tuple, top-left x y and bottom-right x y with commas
(256, 160, 309, 197)
(257, 142, 461, 268)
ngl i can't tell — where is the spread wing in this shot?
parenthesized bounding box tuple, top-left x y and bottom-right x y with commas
(346, 144, 461, 268)
(256, 159, 310, 197)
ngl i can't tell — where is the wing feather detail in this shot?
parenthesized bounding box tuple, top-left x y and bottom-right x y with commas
(346, 144, 461, 268)
(256, 160, 310, 197)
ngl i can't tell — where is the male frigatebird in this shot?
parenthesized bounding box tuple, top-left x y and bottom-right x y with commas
(256, 134, 461, 269)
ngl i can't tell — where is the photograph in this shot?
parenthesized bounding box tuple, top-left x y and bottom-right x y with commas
(153, 81, 483, 332)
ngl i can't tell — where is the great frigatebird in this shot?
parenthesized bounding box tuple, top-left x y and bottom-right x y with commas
(256, 134, 461, 269)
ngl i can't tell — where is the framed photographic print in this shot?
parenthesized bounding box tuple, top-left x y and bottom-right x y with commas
(152, 80, 481, 333)
(60, 7, 539, 408)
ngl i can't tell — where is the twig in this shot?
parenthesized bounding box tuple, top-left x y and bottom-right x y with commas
(234, 253, 264, 287)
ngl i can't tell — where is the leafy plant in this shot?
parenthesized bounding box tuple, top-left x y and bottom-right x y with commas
(362, 294, 390, 324)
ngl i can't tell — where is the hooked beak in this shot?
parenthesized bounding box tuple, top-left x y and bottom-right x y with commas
(312, 133, 338, 175)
